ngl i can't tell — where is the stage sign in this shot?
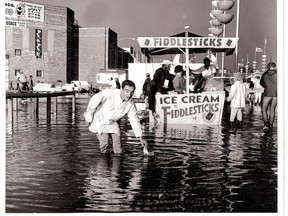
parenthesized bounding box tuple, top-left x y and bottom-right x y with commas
(5, 19, 26, 27)
(5, 0, 45, 22)
(155, 92, 226, 125)
(137, 37, 238, 49)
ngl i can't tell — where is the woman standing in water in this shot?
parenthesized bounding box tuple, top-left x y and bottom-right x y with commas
(226, 72, 247, 132)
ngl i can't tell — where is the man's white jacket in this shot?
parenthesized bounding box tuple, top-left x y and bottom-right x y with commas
(85, 88, 143, 137)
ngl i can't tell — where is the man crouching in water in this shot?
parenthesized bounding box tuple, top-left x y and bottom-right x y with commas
(84, 80, 148, 155)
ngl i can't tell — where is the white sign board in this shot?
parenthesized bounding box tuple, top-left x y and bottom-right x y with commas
(137, 37, 238, 49)
(155, 92, 226, 125)
(5, 0, 45, 22)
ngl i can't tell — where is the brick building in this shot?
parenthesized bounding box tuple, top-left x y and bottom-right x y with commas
(5, 0, 135, 90)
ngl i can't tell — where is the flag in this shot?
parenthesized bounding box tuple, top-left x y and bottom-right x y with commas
(255, 47, 263, 52)
(265, 38, 267, 44)
(246, 54, 249, 64)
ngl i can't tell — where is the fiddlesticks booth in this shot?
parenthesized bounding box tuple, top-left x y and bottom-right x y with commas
(131, 33, 238, 125)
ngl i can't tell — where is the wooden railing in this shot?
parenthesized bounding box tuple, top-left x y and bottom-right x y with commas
(6, 90, 76, 123)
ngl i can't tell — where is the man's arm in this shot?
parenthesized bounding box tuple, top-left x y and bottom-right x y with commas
(84, 91, 105, 123)
(226, 84, 235, 102)
(259, 74, 266, 88)
(127, 103, 148, 148)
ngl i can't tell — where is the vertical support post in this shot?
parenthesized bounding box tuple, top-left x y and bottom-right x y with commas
(72, 93, 76, 113)
(221, 24, 226, 75)
(35, 97, 39, 116)
(13, 98, 18, 111)
(52, 96, 57, 113)
(185, 28, 190, 94)
(235, 0, 240, 73)
(7, 98, 13, 124)
(47, 96, 51, 123)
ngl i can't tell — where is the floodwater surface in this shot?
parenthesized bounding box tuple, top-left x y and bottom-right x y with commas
(6, 98, 278, 213)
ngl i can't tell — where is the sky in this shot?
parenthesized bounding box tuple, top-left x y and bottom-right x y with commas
(21, 0, 281, 71)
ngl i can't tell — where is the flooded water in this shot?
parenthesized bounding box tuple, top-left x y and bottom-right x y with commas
(6, 97, 278, 213)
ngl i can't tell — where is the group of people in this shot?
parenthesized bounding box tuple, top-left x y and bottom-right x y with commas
(226, 62, 277, 133)
(245, 76, 264, 105)
(9, 71, 34, 92)
(141, 57, 216, 122)
(83, 61, 277, 155)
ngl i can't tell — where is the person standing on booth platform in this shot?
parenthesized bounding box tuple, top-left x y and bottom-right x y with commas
(142, 73, 152, 109)
(148, 60, 174, 122)
(173, 65, 186, 94)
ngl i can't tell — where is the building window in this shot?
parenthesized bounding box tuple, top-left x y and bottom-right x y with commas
(36, 70, 44, 78)
(15, 49, 21, 56)
(6, 54, 9, 59)
(15, 69, 22, 76)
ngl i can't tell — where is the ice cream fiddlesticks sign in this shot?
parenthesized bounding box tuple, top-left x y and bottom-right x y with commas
(155, 92, 226, 125)
(137, 37, 238, 49)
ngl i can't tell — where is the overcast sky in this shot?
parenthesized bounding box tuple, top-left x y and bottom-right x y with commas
(9, 0, 282, 70)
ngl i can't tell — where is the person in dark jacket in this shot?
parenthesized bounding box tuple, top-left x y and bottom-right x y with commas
(142, 73, 152, 109)
(28, 75, 34, 91)
(260, 61, 277, 131)
(148, 60, 174, 122)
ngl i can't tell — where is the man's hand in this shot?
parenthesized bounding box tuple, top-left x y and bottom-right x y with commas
(85, 121, 91, 126)
(139, 136, 148, 148)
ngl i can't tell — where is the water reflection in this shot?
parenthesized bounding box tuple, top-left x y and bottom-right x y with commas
(81, 154, 146, 212)
(6, 100, 277, 212)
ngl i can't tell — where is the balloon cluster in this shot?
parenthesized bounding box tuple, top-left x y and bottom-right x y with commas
(208, 0, 235, 37)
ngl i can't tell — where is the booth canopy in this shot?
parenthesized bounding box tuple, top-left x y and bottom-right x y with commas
(141, 31, 235, 56)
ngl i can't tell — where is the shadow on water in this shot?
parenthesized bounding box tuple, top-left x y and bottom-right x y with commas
(6, 99, 277, 213)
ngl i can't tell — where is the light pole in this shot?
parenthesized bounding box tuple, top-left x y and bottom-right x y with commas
(171, 25, 190, 93)
(235, 0, 240, 72)
(184, 26, 190, 94)
(209, 0, 235, 76)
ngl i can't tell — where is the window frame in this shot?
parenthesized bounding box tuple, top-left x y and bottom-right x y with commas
(15, 69, 22, 77)
(35, 70, 44, 78)
(15, 49, 22, 56)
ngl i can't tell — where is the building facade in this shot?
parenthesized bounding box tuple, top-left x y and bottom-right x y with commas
(5, 0, 78, 89)
(5, 0, 135, 90)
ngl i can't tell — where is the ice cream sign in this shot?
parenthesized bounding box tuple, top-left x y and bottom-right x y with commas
(137, 37, 238, 49)
(155, 92, 225, 125)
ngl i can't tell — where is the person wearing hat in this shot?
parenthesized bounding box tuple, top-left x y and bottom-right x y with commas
(226, 72, 247, 133)
(148, 60, 174, 122)
(173, 65, 186, 94)
(142, 73, 152, 109)
(260, 61, 277, 131)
